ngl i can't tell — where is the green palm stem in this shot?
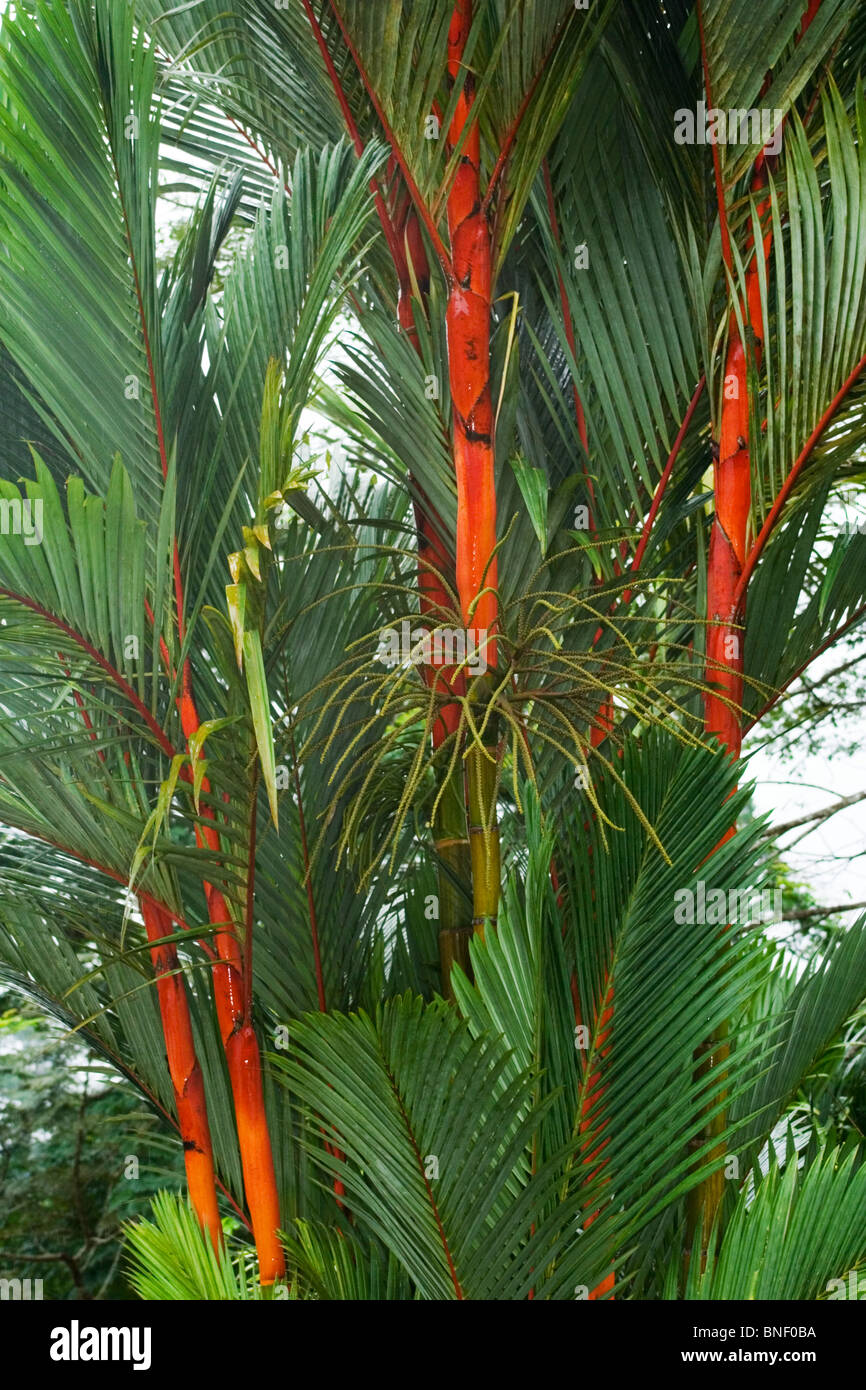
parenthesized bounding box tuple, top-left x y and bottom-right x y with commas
(435, 759, 473, 998)
(467, 737, 501, 941)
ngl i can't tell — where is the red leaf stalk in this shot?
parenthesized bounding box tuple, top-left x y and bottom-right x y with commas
(704, 333, 749, 754)
(224, 1021, 283, 1281)
(140, 899, 221, 1249)
(590, 698, 614, 748)
(187, 776, 283, 1283)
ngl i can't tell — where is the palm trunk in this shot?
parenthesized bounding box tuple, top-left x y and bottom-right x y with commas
(176, 676, 285, 1284)
(304, 0, 476, 992)
(446, 2, 497, 652)
(688, 132, 771, 1261)
(689, 0, 825, 1259)
(224, 1019, 283, 1282)
(435, 761, 473, 991)
(445, 0, 500, 941)
(394, 201, 474, 986)
(140, 898, 221, 1249)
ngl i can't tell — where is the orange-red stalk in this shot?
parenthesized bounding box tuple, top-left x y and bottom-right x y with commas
(173, 658, 285, 1284)
(445, 0, 497, 668)
(304, 0, 463, 743)
(140, 899, 222, 1248)
(393, 190, 466, 744)
(148, 625, 283, 1276)
(691, 0, 825, 1250)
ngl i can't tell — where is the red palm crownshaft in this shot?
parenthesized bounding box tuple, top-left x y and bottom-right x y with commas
(445, 0, 497, 669)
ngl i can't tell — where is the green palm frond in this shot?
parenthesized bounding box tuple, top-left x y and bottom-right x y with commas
(696, 0, 857, 189)
(528, 51, 705, 528)
(691, 1142, 866, 1300)
(740, 84, 866, 529)
(731, 912, 866, 1156)
(0, 0, 167, 540)
(273, 991, 579, 1300)
(285, 1220, 414, 1300)
(126, 1192, 268, 1300)
(743, 483, 866, 722)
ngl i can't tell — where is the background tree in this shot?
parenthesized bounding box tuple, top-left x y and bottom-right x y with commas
(0, 995, 188, 1299)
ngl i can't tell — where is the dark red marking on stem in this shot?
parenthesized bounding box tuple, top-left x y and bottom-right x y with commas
(623, 377, 706, 600)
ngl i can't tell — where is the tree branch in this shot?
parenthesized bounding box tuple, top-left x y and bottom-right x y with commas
(765, 789, 866, 839)
(746, 600, 866, 729)
(780, 899, 866, 923)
